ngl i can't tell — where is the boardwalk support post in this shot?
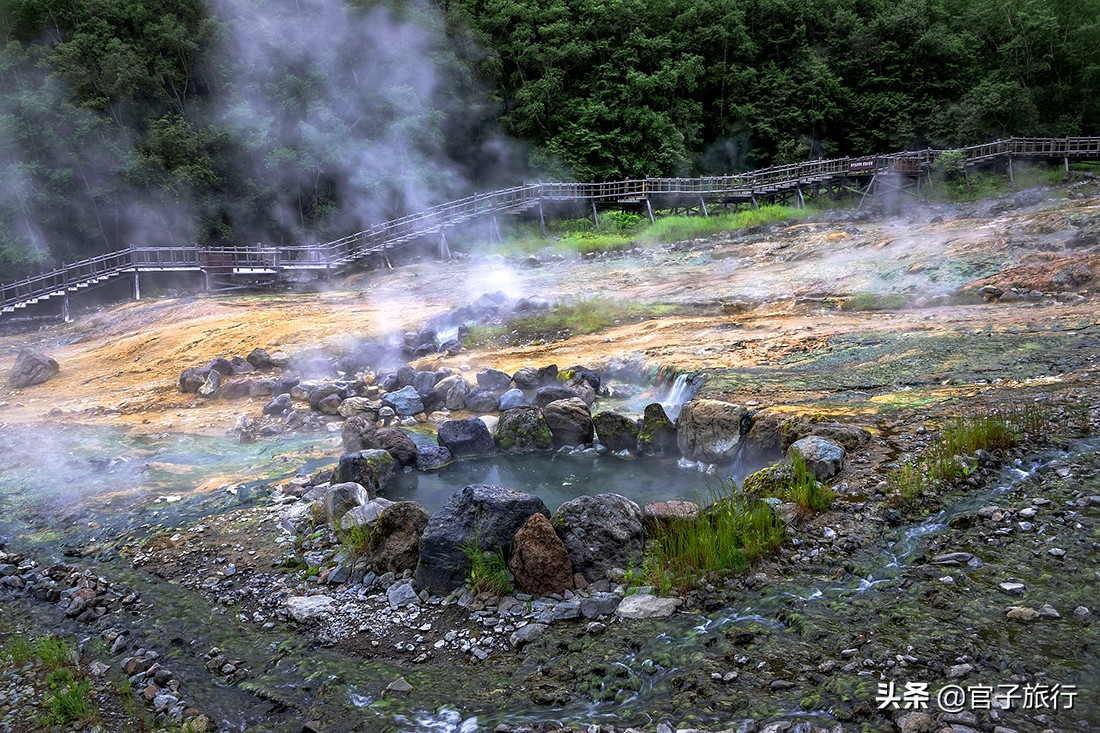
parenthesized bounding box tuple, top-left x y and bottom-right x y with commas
(61, 293, 71, 323)
(796, 187, 805, 209)
(1064, 157, 1070, 176)
(645, 198, 655, 224)
(538, 200, 547, 236)
(700, 197, 709, 217)
(132, 271, 141, 301)
(1007, 155, 1014, 183)
(439, 229, 451, 260)
(591, 201, 599, 228)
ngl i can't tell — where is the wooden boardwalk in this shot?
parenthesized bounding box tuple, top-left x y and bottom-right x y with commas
(3, 136, 1098, 319)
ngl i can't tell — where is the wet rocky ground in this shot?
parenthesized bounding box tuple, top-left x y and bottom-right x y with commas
(1, 181, 1099, 732)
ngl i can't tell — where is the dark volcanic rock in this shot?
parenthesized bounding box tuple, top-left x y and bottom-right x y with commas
(246, 348, 275, 369)
(437, 418, 496, 457)
(637, 403, 678, 456)
(543, 398, 594, 447)
(464, 389, 501, 414)
(179, 366, 208, 394)
(341, 415, 377, 453)
(593, 411, 639, 452)
(335, 449, 395, 497)
(263, 393, 292, 416)
(432, 375, 471, 411)
(416, 485, 549, 595)
(534, 385, 576, 408)
(495, 406, 553, 453)
(476, 368, 513, 392)
(553, 493, 645, 583)
(369, 428, 419, 468)
(511, 367, 540, 391)
(416, 445, 452, 471)
(368, 501, 431, 575)
(9, 349, 60, 389)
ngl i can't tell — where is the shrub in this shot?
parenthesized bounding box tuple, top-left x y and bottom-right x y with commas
(337, 522, 372, 562)
(44, 674, 92, 724)
(35, 636, 75, 669)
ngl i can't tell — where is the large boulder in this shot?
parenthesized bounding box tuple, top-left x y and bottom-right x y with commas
(536, 364, 559, 386)
(511, 367, 540, 391)
(787, 436, 845, 480)
(369, 428, 419, 467)
(263, 393, 292, 416)
(324, 482, 370, 523)
(179, 366, 207, 393)
(416, 445, 452, 471)
(476, 368, 513, 392)
(437, 418, 496, 458)
(368, 501, 431, 575)
(564, 365, 601, 391)
(676, 399, 750, 463)
(412, 370, 439, 398)
(246, 348, 275, 369)
(432, 375, 471, 411)
(415, 485, 549, 595)
(543, 398, 594, 447)
(308, 385, 344, 412)
(382, 385, 424, 417)
(553, 494, 645, 583)
(782, 421, 871, 453)
(534, 385, 576, 408)
(593, 411, 639, 452)
(637, 403, 678, 456)
(197, 370, 222, 398)
(495, 407, 553, 453)
(341, 415, 376, 453)
(334, 449, 395, 496)
(338, 397, 381, 420)
(498, 389, 527, 411)
(464, 389, 501, 414)
(508, 513, 574, 597)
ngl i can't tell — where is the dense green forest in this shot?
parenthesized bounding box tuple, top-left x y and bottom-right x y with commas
(1, 0, 1098, 277)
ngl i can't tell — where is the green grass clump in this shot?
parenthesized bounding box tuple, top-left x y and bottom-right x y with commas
(337, 522, 372, 562)
(841, 291, 908, 311)
(787, 455, 835, 512)
(463, 540, 513, 597)
(35, 636, 76, 669)
(641, 205, 809, 243)
(44, 671, 93, 724)
(2, 635, 35, 666)
(462, 297, 677, 349)
(886, 403, 1080, 509)
(645, 484, 785, 591)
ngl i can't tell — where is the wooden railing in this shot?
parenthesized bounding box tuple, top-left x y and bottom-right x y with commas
(3, 136, 1099, 314)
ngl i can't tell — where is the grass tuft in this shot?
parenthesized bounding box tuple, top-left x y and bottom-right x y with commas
(643, 482, 785, 591)
(337, 521, 372, 563)
(462, 540, 513, 597)
(2, 635, 35, 666)
(641, 205, 809, 243)
(35, 636, 76, 669)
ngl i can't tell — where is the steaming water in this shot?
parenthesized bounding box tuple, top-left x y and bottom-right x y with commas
(389, 453, 729, 513)
(2, 422, 1096, 730)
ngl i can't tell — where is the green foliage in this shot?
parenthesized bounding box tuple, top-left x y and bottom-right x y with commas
(645, 483, 785, 590)
(462, 539, 512, 597)
(35, 635, 76, 669)
(463, 297, 676, 348)
(337, 522, 372, 562)
(44, 672, 93, 725)
(641, 206, 809, 243)
(743, 456, 834, 512)
(2, 635, 35, 666)
(842, 291, 908, 312)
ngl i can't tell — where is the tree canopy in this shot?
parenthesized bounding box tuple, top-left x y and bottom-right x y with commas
(1, 0, 1098, 276)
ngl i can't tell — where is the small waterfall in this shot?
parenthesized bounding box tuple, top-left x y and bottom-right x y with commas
(661, 372, 699, 418)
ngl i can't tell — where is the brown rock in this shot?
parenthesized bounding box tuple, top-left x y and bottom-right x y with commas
(642, 500, 700, 529)
(543, 397, 593, 447)
(676, 399, 749, 463)
(9, 348, 59, 388)
(367, 501, 430, 574)
(508, 513, 574, 596)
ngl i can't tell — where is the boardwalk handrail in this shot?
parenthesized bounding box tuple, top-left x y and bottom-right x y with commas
(3, 136, 1099, 314)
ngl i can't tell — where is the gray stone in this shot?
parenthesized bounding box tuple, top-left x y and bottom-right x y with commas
(593, 411, 640, 452)
(477, 368, 513, 392)
(580, 591, 621, 618)
(416, 445, 453, 470)
(509, 623, 547, 649)
(438, 418, 496, 457)
(368, 501, 431, 575)
(465, 388, 501, 413)
(382, 385, 424, 417)
(432, 375, 471, 411)
(263, 393, 292, 416)
(9, 348, 59, 388)
(543, 397, 594, 447)
(553, 493, 645, 583)
(615, 593, 682, 619)
(498, 388, 528, 411)
(286, 595, 334, 622)
(495, 406, 553, 453)
(387, 581, 421, 609)
(324, 482, 370, 523)
(787, 435, 845, 480)
(676, 399, 749, 463)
